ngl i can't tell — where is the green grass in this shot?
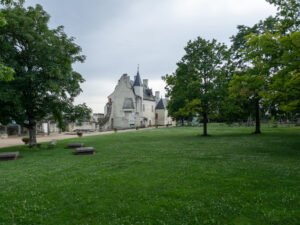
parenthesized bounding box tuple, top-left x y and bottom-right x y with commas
(0, 125, 300, 225)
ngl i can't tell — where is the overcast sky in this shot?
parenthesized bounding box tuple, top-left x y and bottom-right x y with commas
(25, 0, 276, 113)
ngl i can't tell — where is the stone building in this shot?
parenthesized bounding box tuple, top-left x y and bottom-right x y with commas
(100, 70, 173, 130)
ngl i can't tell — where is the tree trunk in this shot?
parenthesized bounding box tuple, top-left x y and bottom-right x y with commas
(47, 121, 50, 135)
(203, 112, 208, 136)
(28, 119, 37, 146)
(203, 75, 209, 136)
(254, 98, 261, 134)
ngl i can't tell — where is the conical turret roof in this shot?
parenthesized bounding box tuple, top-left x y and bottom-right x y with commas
(156, 98, 166, 110)
(133, 66, 142, 86)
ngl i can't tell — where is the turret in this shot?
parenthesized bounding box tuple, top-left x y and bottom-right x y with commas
(133, 66, 143, 99)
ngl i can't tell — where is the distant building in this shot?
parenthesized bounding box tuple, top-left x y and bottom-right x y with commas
(100, 69, 173, 130)
(67, 113, 103, 132)
(0, 70, 173, 137)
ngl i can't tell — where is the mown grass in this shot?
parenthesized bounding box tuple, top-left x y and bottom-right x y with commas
(0, 125, 299, 225)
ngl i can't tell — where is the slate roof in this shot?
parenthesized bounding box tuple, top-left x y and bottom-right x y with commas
(155, 98, 168, 110)
(131, 69, 156, 101)
(133, 71, 142, 86)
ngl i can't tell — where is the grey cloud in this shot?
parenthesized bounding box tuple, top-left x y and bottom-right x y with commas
(24, 0, 276, 112)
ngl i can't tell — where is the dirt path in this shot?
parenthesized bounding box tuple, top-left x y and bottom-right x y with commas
(0, 129, 140, 148)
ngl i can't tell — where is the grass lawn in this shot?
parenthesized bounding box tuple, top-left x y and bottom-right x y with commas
(0, 125, 300, 225)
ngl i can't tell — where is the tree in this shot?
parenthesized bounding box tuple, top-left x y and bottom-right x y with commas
(230, 17, 279, 70)
(163, 63, 198, 125)
(0, 63, 14, 81)
(229, 32, 279, 133)
(229, 0, 300, 132)
(266, 0, 300, 33)
(0, 4, 85, 146)
(0, 0, 19, 81)
(258, 32, 300, 116)
(64, 103, 92, 127)
(278, 33, 299, 113)
(165, 37, 229, 136)
(262, 0, 300, 115)
(183, 37, 229, 136)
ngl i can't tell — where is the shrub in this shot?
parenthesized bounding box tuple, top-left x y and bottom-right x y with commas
(22, 137, 30, 144)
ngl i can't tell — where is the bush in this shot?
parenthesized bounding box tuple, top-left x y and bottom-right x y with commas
(77, 132, 83, 137)
(22, 137, 29, 144)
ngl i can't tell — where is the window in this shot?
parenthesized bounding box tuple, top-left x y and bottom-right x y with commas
(143, 104, 145, 112)
(151, 105, 154, 112)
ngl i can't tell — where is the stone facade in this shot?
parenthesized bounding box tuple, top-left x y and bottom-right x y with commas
(101, 71, 173, 130)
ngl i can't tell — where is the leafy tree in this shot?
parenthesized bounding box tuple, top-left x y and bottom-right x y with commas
(258, 32, 300, 116)
(229, 0, 300, 132)
(0, 4, 85, 146)
(229, 21, 272, 132)
(229, 32, 279, 133)
(0, 63, 14, 81)
(262, 0, 300, 115)
(266, 0, 300, 33)
(221, 17, 278, 127)
(163, 63, 198, 125)
(278, 32, 300, 113)
(230, 17, 278, 69)
(165, 37, 229, 136)
(64, 103, 92, 127)
(0, 0, 19, 81)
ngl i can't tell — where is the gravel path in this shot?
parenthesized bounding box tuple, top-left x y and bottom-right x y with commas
(0, 129, 140, 148)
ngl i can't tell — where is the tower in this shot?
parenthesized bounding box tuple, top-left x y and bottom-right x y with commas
(133, 65, 143, 98)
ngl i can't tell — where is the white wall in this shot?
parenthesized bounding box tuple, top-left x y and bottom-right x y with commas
(156, 109, 174, 126)
(143, 100, 156, 127)
(107, 74, 138, 129)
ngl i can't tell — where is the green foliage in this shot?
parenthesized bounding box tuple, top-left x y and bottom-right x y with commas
(72, 103, 92, 122)
(0, 4, 85, 145)
(163, 63, 198, 122)
(266, 0, 300, 33)
(165, 37, 229, 135)
(229, 31, 278, 133)
(0, 15, 6, 27)
(0, 1, 16, 81)
(229, 0, 300, 132)
(267, 32, 300, 113)
(234, 31, 300, 116)
(0, 62, 14, 81)
(0, 126, 299, 224)
(0, 0, 24, 6)
(63, 103, 92, 130)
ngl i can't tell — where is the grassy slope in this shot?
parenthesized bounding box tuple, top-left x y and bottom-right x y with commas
(0, 125, 299, 225)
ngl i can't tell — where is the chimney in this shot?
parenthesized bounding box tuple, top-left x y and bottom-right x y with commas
(143, 79, 148, 88)
(155, 91, 160, 101)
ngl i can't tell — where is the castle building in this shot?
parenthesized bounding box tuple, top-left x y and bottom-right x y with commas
(100, 69, 173, 130)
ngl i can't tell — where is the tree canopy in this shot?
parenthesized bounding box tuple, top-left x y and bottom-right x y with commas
(165, 37, 229, 136)
(0, 0, 18, 81)
(165, 0, 299, 134)
(0, 3, 86, 145)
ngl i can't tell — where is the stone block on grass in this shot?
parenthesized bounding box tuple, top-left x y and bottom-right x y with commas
(0, 152, 19, 161)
